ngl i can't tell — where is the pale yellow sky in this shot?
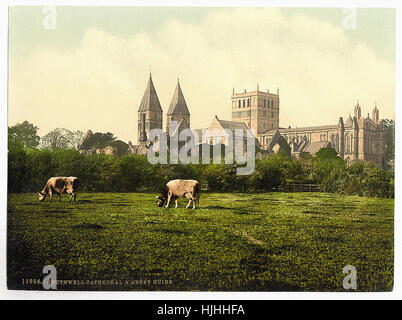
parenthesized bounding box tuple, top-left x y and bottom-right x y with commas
(8, 7, 395, 143)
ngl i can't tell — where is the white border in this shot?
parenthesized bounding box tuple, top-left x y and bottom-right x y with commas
(1, 0, 400, 300)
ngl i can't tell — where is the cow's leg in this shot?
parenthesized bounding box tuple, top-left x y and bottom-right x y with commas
(49, 191, 53, 202)
(185, 198, 193, 209)
(73, 192, 77, 202)
(165, 193, 172, 208)
(184, 193, 193, 209)
(69, 192, 73, 202)
(59, 193, 62, 202)
(192, 197, 196, 209)
(175, 198, 178, 208)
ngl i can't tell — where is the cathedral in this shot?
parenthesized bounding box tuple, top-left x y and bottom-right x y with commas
(231, 87, 383, 168)
(133, 74, 383, 168)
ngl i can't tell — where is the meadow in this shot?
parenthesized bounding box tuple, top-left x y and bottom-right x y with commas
(7, 192, 394, 291)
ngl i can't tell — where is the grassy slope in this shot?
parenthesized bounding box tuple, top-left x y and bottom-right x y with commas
(7, 192, 393, 291)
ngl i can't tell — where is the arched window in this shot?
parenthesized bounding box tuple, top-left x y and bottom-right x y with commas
(247, 99, 250, 107)
(263, 99, 266, 107)
(243, 99, 245, 108)
(350, 135, 353, 152)
(346, 134, 350, 153)
(238, 100, 241, 108)
(336, 133, 339, 152)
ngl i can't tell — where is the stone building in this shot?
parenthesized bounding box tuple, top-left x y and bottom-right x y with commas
(231, 85, 280, 135)
(133, 75, 383, 167)
(137, 74, 163, 143)
(165, 79, 191, 135)
(256, 100, 383, 167)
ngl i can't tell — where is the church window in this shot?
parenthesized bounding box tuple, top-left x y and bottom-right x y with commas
(336, 134, 339, 151)
(238, 100, 241, 108)
(346, 134, 351, 153)
(247, 99, 250, 107)
(271, 112, 274, 118)
(263, 99, 266, 107)
(243, 99, 245, 108)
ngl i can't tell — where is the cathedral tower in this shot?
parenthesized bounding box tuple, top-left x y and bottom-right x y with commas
(166, 79, 191, 134)
(137, 74, 163, 143)
(231, 85, 279, 135)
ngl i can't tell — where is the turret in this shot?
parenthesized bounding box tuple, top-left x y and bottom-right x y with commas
(354, 100, 361, 119)
(372, 103, 380, 123)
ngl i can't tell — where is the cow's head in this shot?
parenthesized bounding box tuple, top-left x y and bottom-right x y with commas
(156, 195, 165, 207)
(37, 191, 46, 202)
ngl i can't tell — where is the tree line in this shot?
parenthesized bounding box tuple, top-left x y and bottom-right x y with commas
(8, 121, 394, 198)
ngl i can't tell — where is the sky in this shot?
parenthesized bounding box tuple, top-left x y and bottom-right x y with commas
(8, 6, 396, 143)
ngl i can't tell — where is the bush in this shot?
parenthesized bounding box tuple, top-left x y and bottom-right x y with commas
(250, 156, 285, 191)
(7, 140, 394, 198)
(338, 161, 394, 198)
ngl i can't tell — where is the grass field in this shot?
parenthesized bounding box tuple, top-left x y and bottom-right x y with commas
(7, 192, 394, 291)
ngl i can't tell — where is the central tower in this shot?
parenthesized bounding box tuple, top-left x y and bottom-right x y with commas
(231, 85, 280, 135)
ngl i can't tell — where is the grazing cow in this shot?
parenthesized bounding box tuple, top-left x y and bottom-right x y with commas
(38, 177, 79, 202)
(157, 179, 200, 209)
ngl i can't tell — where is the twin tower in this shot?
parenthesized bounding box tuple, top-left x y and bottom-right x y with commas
(138, 74, 190, 143)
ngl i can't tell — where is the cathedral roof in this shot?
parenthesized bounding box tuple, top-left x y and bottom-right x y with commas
(303, 141, 332, 154)
(138, 74, 163, 113)
(261, 124, 337, 135)
(345, 114, 353, 127)
(167, 79, 190, 115)
(170, 117, 190, 136)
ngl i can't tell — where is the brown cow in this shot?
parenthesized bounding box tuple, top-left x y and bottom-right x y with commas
(157, 179, 200, 209)
(38, 177, 79, 202)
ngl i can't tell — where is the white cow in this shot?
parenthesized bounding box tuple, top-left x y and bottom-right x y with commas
(157, 179, 200, 209)
(38, 177, 79, 202)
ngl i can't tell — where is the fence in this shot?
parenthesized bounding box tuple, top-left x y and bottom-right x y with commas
(278, 183, 320, 192)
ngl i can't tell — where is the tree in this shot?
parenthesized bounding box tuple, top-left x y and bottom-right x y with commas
(79, 132, 116, 152)
(70, 130, 85, 150)
(40, 128, 75, 150)
(313, 148, 346, 192)
(315, 147, 339, 160)
(8, 121, 40, 148)
(104, 140, 130, 157)
(8, 139, 29, 192)
(382, 119, 394, 170)
(250, 156, 285, 191)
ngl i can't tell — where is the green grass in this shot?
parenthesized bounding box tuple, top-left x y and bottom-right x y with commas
(7, 192, 394, 291)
